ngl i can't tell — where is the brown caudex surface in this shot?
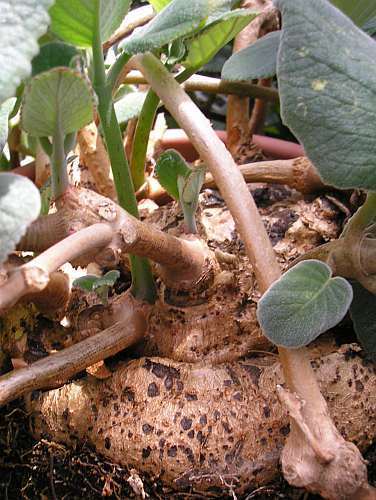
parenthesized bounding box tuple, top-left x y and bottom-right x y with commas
(29, 345, 375, 495)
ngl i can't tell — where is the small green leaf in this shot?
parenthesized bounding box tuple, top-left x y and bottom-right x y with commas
(73, 275, 99, 292)
(50, 0, 131, 48)
(257, 260, 353, 348)
(21, 68, 93, 138)
(276, 0, 376, 190)
(155, 149, 190, 200)
(97, 270, 120, 288)
(0, 0, 54, 104)
(114, 91, 147, 124)
(73, 270, 120, 304)
(121, 0, 210, 54)
(32, 42, 79, 76)
(330, 0, 376, 26)
(40, 178, 52, 216)
(184, 9, 257, 70)
(148, 0, 171, 12)
(222, 30, 280, 81)
(179, 167, 206, 204)
(350, 281, 376, 360)
(0, 98, 16, 154)
(0, 173, 41, 265)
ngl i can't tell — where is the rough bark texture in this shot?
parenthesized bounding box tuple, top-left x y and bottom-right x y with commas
(29, 345, 375, 496)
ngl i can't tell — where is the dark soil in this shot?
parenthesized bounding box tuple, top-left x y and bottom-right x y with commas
(0, 397, 374, 499)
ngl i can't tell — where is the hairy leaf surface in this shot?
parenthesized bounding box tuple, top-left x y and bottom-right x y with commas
(276, 0, 376, 190)
(330, 0, 376, 26)
(155, 149, 190, 200)
(50, 0, 131, 47)
(21, 68, 93, 137)
(0, 173, 41, 265)
(0, 98, 16, 154)
(222, 31, 280, 81)
(257, 260, 353, 348)
(0, 0, 53, 104)
(114, 91, 147, 124)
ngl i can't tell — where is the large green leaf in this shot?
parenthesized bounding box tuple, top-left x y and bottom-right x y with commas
(0, 98, 16, 154)
(330, 0, 376, 26)
(49, 0, 131, 48)
(0, 0, 54, 104)
(183, 9, 257, 70)
(121, 0, 210, 54)
(257, 260, 353, 348)
(222, 30, 280, 81)
(0, 173, 41, 265)
(21, 68, 93, 138)
(32, 42, 79, 76)
(276, 0, 376, 190)
(350, 281, 376, 360)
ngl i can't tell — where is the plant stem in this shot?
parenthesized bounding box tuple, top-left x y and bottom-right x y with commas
(134, 52, 370, 498)
(51, 126, 69, 199)
(130, 68, 194, 192)
(91, 8, 156, 303)
(123, 72, 280, 102)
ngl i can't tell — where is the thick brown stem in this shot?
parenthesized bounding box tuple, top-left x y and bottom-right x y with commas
(0, 295, 147, 406)
(123, 72, 279, 102)
(133, 53, 370, 499)
(0, 224, 113, 314)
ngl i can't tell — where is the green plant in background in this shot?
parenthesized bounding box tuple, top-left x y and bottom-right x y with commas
(73, 270, 120, 306)
(156, 149, 205, 233)
(255, 0, 376, 359)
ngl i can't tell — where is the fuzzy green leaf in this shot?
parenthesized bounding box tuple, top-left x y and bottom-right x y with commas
(350, 281, 376, 360)
(222, 30, 280, 81)
(50, 0, 131, 48)
(32, 42, 79, 76)
(257, 260, 353, 348)
(0, 0, 54, 104)
(0, 173, 41, 265)
(155, 149, 190, 200)
(184, 9, 257, 70)
(330, 0, 376, 26)
(276, 0, 376, 190)
(121, 0, 210, 54)
(114, 91, 147, 124)
(0, 98, 16, 154)
(21, 68, 93, 138)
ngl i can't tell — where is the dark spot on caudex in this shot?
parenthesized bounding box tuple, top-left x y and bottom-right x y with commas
(233, 392, 242, 401)
(348, 379, 353, 388)
(168, 445, 177, 457)
(30, 391, 40, 401)
(142, 446, 152, 459)
(62, 408, 69, 421)
(122, 387, 135, 402)
(196, 431, 204, 444)
(176, 380, 184, 391)
(260, 437, 267, 446)
(143, 359, 180, 380)
(185, 393, 198, 401)
(183, 447, 195, 464)
(355, 380, 364, 392)
(113, 403, 119, 412)
(187, 430, 195, 439)
(147, 382, 160, 397)
(280, 424, 290, 436)
(165, 376, 173, 390)
(98, 428, 103, 435)
(241, 364, 262, 386)
(181, 417, 192, 430)
(142, 423, 154, 434)
(199, 415, 207, 426)
(159, 438, 165, 448)
(223, 379, 232, 387)
(222, 421, 232, 433)
(263, 406, 271, 418)
(104, 437, 111, 450)
(213, 410, 220, 421)
(199, 453, 206, 464)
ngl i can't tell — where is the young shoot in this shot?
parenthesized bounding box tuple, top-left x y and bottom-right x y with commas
(73, 270, 120, 306)
(156, 149, 205, 234)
